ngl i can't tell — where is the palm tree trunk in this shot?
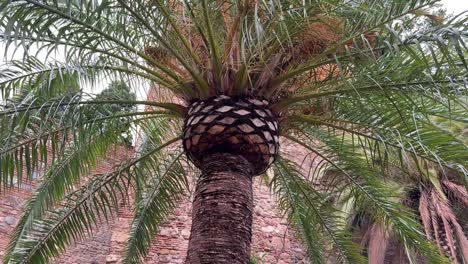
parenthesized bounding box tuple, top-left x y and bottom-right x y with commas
(185, 153, 254, 264)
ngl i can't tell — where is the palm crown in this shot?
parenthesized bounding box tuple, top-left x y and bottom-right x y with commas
(0, 0, 467, 263)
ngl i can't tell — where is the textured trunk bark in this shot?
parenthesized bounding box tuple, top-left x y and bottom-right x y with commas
(185, 153, 254, 264)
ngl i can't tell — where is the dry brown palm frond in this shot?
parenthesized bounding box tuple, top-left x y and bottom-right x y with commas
(256, 17, 344, 97)
(390, 244, 408, 264)
(253, 53, 284, 95)
(452, 219, 468, 262)
(221, 0, 248, 67)
(429, 196, 445, 256)
(291, 64, 343, 89)
(430, 186, 468, 262)
(442, 179, 468, 206)
(144, 46, 170, 63)
(358, 220, 372, 247)
(368, 224, 390, 264)
(144, 46, 187, 76)
(419, 190, 434, 241)
(353, 217, 392, 263)
(410, 9, 444, 24)
(292, 18, 343, 63)
(431, 189, 459, 262)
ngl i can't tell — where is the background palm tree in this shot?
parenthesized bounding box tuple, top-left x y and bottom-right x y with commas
(348, 117, 468, 263)
(0, 0, 467, 263)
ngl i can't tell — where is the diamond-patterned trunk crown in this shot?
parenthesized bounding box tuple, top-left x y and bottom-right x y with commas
(183, 95, 280, 175)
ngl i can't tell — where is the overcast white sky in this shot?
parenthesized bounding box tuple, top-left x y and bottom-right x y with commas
(441, 0, 468, 14)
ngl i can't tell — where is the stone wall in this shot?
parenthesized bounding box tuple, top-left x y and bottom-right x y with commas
(0, 145, 134, 262)
(143, 177, 306, 264)
(0, 145, 307, 263)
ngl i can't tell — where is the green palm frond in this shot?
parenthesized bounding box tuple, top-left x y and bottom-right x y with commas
(0, 92, 181, 190)
(122, 114, 187, 263)
(7, 170, 128, 264)
(0, 0, 182, 91)
(271, 157, 365, 264)
(276, 30, 467, 108)
(124, 151, 188, 264)
(285, 130, 449, 263)
(133, 116, 184, 201)
(4, 0, 463, 99)
(0, 59, 83, 99)
(335, 95, 467, 166)
(4, 136, 180, 264)
(0, 0, 467, 263)
(3, 121, 122, 262)
(3, 110, 179, 258)
(285, 78, 467, 185)
(289, 108, 467, 167)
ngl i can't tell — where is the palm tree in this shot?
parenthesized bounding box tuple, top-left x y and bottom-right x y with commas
(0, 0, 467, 263)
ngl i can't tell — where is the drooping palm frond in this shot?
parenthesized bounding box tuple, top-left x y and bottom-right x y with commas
(0, 93, 181, 190)
(292, 114, 468, 262)
(286, 89, 467, 184)
(124, 151, 189, 263)
(0, 63, 184, 262)
(6, 170, 128, 264)
(442, 179, 468, 205)
(5, 135, 182, 264)
(419, 185, 468, 262)
(4, 122, 123, 261)
(366, 224, 390, 264)
(289, 116, 467, 261)
(122, 115, 191, 263)
(3, 110, 179, 258)
(271, 156, 365, 264)
(283, 129, 448, 263)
